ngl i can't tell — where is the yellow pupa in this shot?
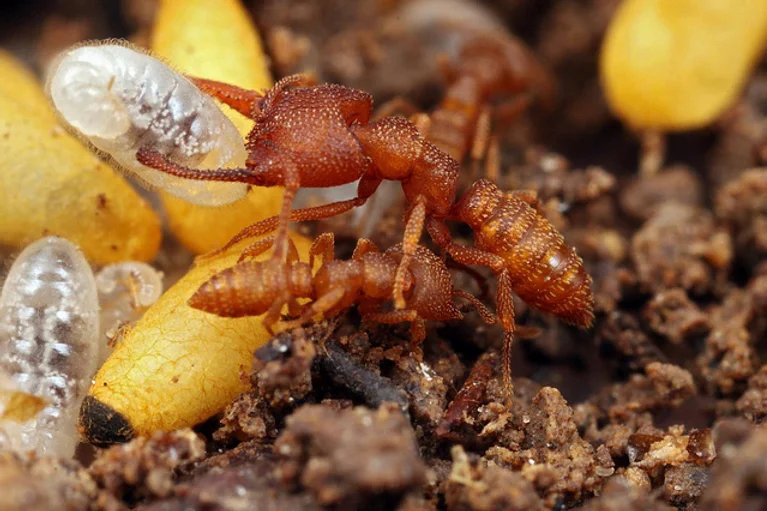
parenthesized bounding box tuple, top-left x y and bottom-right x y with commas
(80, 233, 315, 443)
(600, 0, 767, 131)
(0, 49, 161, 264)
(151, 0, 284, 254)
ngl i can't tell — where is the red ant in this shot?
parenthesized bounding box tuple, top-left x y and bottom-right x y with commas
(188, 233, 497, 348)
(136, 51, 591, 399)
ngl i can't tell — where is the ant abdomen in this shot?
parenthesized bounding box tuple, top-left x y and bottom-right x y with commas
(189, 262, 270, 318)
(454, 179, 594, 328)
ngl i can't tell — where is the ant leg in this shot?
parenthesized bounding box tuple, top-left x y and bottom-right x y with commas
(351, 238, 381, 259)
(261, 74, 317, 111)
(496, 270, 516, 408)
(363, 309, 423, 348)
(188, 77, 264, 118)
(262, 299, 288, 335)
(452, 289, 496, 325)
(136, 147, 258, 183)
(309, 232, 335, 268)
(278, 287, 346, 331)
(394, 197, 427, 309)
(446, 259, 490, 300)
(409, 113, 431, 137)
(198, 197, 368, 262)
(427, 219, 507, 273)
(470, 106, 492, 180)
(507, 189, 542, 214)
(493, 93, 534, 131)
(483, 136, 501, 185)
(372, 96, 421, 121)
(272, 161, 301, 260)
(237, 236, 275, 262)
(286, 298, 304, 319)
(285, 236, 301, 265)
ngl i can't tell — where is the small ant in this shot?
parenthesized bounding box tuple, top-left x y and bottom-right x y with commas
(394, 31, 556, 165)
(136, 54, 591, 399)
(188, 233, 496, 348)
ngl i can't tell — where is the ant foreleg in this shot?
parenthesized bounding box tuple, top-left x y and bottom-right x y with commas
(198, 197, 368, 262)
(394, 197, 427, 309)
(188, 77, 264, 118)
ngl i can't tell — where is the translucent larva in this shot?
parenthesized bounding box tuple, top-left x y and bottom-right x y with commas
(95, 261, 163, 363)
(46, 42, 248, 207)
(0, 237, 99, 457)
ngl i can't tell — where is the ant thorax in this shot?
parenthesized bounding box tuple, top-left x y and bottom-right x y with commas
(46, 43, 248, 206)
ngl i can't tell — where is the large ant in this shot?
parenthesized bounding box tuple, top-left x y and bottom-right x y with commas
(188, 233, 496, 347)
(136, 47, 592, 399)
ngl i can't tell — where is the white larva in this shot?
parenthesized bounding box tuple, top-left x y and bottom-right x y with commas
(46, 42, 248, 207)
(95, 261, 163, 363)
(0, 237, 99, 457)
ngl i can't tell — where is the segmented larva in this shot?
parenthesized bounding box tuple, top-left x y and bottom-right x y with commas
(0, 237, 99, 457)
(46, 42, 248, 207)
(96, 261, 163, 363)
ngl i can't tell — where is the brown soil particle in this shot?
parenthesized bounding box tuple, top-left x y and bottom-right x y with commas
(631, 203, 732, 296)
(274, 403, 427, 508)
(596, 311, 668, 371)
(643, 288, 711, 344)
(444, 445, 546, 511)
(252, 325, 321, 408)
(0, 452, 108, 511)
(708, 74, 767, 189)
(485, 387, 611, 507)
(213, 391, 277, 445)
(695, 287, 764, 395)
(578, 476, 673, 511)
(140, 458, 322, 511)
(715, 168, 767, 268)
(736, 365, 767, 422)
(88, 430, 206, 506)
(699, 426, 767, 511)
(619, 165, 705, 223)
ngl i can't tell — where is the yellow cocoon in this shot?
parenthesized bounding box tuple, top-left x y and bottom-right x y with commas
(600, 0, 767, 131)
(151, 0, 284, 254)
(81, 233, 313, 441)
(0, 51, 161, 264)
